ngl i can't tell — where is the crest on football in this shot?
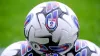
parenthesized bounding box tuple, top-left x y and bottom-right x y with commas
(45, 2, 59, 33)
(45, 10, 58, 33)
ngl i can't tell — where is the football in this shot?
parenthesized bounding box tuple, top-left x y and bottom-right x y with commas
(74, 40, 100, 56)
(24, 1, 79, 55)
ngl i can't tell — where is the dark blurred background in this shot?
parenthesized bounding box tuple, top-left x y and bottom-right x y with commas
(0, 0, 100, 48)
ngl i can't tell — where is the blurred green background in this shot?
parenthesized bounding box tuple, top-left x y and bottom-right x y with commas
(0, 0, 100, 48)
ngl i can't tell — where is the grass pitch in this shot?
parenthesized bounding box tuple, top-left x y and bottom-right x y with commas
(0, 0, 100, 47)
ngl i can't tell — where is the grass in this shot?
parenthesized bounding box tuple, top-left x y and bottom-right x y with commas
(0, 0, 100, 47)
